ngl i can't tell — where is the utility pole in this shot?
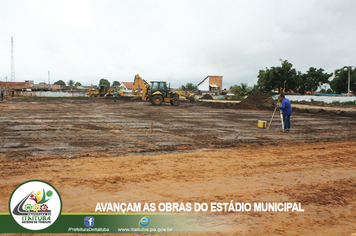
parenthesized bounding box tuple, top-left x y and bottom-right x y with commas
(348, 67, 350, 97)
(344, 66, 355, 97)
(48, 71, 50, 84)
(11, 36, 15, 82)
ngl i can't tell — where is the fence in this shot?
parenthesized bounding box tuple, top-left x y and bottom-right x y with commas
(273, 94, 356, 103)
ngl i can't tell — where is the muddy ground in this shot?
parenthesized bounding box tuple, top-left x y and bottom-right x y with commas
(0, 97, 355, 235)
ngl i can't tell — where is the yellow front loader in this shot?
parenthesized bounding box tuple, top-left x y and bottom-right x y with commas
(132, 74, 195, 106)
(88, 85, 123, 98)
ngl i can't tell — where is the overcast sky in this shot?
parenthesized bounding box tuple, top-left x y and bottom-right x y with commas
(1, 0, 356, 88)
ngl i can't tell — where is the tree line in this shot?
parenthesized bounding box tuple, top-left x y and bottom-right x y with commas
(257, 59, 355, 95)
(228, 60, 355, 97)
(53, 78, 121, 88)
(53, 79, 82, 86)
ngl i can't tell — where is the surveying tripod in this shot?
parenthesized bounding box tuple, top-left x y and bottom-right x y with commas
(267, 101, 284, 132)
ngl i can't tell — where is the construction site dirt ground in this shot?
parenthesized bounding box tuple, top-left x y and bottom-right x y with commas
(0, 96, 355, 235)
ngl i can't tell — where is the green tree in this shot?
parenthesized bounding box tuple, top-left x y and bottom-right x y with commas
(250, 84, 259, 93)
(319, 88, 334, 94)
(180, 83, 198, 91)
(230, 83, 252, 97)
(99, 78, 111, 87)
(257, 59, 299, 93)
(116, 86, 125, 91)
(75, 82, 82, 86)
(330, 67, 356, 94)
(298, 67, 332, 95)
(326, 88, 334, 94)
(54, 80, 66, 86)
(112, 81, 121, 87)
(257, 68, 277, 93)
(68, 80, 75, 86)
(282, 61, 300, 93)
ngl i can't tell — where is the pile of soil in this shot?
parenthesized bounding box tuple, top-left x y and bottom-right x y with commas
(239, 91, 275, 109)
(200, 94, 213, 100)
(198, 91, 276, 110)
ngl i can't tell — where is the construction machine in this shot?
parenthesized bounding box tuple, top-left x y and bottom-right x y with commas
(88, 85, 123, 98)
(132, 74, 195, 106)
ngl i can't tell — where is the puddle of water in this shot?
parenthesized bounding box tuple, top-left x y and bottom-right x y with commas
(215, 123, 237, 127)
(9, 125, 51, 130)
(237, 136, 257, 140)
(0, 142, 22, 148)
(219, 135, 238, 140)
(242, 118, 259, 121)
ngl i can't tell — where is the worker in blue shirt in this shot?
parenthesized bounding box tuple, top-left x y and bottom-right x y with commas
(113, 91, 118, 102)
(278, 94, 292, 131)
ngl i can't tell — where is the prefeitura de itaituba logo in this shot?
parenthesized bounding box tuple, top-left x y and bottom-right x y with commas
(9, 180, 62, 230)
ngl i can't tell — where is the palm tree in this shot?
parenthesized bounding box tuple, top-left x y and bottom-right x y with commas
(179, 83, 198, 91)
(68, 80, 75, 86)
(230, 83, 252, 97)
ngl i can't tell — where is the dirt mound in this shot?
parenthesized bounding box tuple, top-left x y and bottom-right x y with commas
(200, 94, 213, 100)
(239, 91, 275, 109)
(198, 92, 275, 110)
(118, 96, 142, 101)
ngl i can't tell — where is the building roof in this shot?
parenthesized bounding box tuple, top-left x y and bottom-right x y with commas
(0, 81, 34, 90)
(121, 82, 133, 90)
(198, 75, 223, 86)
(121, 82, 142, 90)
(198, 76, 209, 86)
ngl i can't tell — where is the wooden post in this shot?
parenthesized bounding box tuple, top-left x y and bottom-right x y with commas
(151, 121, 153, 133)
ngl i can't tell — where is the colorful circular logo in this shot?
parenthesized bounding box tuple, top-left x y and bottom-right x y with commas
(9, 180, 62, 230)
(139, 216, 150, 226)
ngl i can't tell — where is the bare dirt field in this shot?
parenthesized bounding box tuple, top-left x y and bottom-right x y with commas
(0, 96, 356, 235)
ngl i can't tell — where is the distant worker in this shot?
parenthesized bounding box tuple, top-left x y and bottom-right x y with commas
(278, 94, 292, 131)
(113, 91, 118, 102)
(0, 90, 3, 101)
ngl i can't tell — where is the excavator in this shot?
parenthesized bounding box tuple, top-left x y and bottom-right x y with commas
(88, 85, 123, 98)
(132, 74, 195, 106)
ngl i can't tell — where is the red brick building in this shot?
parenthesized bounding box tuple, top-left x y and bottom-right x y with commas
(198, 76, 223, 94)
